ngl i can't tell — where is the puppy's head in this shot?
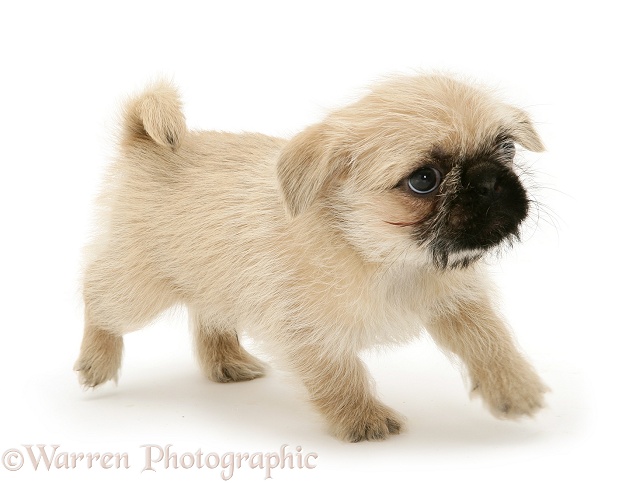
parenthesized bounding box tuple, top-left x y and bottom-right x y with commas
(277, 75, 544, 269)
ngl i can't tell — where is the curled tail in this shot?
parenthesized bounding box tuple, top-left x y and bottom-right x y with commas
(121, 80, 186, 149)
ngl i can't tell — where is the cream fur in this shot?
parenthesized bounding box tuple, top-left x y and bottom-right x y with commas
(75, 75, 548, 442)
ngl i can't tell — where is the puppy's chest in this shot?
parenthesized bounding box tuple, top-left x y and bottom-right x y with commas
(348, 275, 435, 347)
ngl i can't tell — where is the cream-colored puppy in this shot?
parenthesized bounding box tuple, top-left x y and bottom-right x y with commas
(75, 75, 548, 442)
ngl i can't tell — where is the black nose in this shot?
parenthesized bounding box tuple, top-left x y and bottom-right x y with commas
(475, 173, 503, 199)
(467, 165, 505, 201)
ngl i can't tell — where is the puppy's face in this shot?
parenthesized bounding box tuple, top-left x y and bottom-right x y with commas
(392, 136, 530, 269)
(277, 75, 544, 269)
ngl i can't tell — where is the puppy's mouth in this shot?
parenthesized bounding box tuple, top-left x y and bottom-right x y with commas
(418, 163, 529, 269)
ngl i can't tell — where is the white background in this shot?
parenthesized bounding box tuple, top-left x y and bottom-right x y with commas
(1, 1, 634, 481)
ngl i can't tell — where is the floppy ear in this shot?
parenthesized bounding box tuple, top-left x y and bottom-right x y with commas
(276, 122, 348, 218)
(506, 106, 545, 152)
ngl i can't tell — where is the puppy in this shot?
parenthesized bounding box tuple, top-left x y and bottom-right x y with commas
(75, 74, 548, 442)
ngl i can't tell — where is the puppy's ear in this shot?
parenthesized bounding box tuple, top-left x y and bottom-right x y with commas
(277, 122, 347, 218)
(506, 106, 545, 152)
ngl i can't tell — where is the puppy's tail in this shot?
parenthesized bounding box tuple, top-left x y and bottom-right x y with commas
(121, 80, 186, 150)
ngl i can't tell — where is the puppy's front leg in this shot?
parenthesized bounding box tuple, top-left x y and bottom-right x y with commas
(286, 338, 402, 442)
(426, 297, 548, 419)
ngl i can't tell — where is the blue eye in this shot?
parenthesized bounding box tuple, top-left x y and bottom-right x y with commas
(407, 167, 442, 195)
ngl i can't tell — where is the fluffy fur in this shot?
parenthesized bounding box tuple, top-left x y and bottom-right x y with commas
(75, 75, 548, 442)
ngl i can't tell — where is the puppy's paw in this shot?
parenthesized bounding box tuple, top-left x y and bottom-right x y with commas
(472, 365, 548, 419)
(205, 353, 266, 383)
(74, 330, 123, 389)
(74, 360, 118, 388)
(335, 402, 404, 443)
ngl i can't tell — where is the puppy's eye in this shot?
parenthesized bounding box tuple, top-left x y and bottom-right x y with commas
(407, 167, 442, 195)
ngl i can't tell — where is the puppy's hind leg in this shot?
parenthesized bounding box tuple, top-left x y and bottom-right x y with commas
(75, 320, 124, 389)
(75, 255, 176, 388)
(191, 309, 265, 383)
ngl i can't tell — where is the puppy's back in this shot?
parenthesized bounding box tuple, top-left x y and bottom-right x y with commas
(90, 82, 291, 318)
